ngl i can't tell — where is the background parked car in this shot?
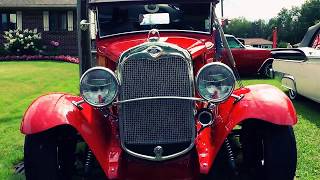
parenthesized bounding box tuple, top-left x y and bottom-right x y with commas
(223, 34, 272, 77)
(273, 22, 320, 102)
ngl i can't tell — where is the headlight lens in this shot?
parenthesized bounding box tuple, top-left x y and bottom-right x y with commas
(196, 62, 236, 103)
(80, 67, 119, 107)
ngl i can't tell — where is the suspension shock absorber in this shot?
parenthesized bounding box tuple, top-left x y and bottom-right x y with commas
(224, 138, 238, 175)
(84, 149, 94, 177)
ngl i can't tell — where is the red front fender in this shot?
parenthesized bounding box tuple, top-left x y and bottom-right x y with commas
(21, 93, 122, 179)
(226, 84, 297, 127)
(197, 84, 297, 174)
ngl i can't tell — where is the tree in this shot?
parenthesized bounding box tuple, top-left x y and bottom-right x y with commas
(224, 17, 252, 37)
(224, 0, 320, 45)
(296, 0, 320, 42)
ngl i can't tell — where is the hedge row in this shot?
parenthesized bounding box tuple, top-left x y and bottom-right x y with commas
(0, 55, 79, 64)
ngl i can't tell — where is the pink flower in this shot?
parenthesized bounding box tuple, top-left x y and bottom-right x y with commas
(50, 41, 60, 47)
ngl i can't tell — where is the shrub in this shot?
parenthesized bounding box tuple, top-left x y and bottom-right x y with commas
(278, 41, 289, 48)
(0, 46, 8, 56)
(3, 29, 42, 55)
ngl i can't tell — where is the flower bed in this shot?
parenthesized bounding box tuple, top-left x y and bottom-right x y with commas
(0, 55, 79, 64)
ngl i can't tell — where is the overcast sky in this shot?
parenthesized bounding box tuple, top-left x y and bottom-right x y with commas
(216, 0, 307, 21)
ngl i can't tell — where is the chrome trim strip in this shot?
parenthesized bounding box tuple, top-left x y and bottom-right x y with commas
(122, 141, 195, 161)
(113, 96, 204, 105)
(281, 74, 297, 92)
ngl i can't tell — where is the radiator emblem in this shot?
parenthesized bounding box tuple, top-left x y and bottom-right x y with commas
(147, 46, 162, 59)
(154, 146, 163, 160)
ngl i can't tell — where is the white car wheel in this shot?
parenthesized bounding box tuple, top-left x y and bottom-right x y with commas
(262, 63, 274, 78)
(288, 89, 297, 100)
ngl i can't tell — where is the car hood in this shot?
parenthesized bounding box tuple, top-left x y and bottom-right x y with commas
(96, 33, 212, 62)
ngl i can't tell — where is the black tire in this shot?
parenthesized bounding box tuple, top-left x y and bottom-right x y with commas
(261, 62, 274, 78)
(288, 89, 298, 100)
(207, 121, 297, 180)
(24, 127, 76, 180)
(241, 122, 297, 180)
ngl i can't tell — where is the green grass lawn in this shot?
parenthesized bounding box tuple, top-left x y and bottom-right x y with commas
(0, 61, 319, 179)
(0, 61, 79, 179)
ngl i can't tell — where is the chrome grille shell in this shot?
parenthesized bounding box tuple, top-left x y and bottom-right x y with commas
(117, 41, 195, 161)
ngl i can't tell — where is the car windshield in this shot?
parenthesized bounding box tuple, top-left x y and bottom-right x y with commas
(97, 3, 211, 37)
(226, 36, 243, 49)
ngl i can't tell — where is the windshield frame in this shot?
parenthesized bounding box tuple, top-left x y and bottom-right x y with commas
(95, 3, 213, 38)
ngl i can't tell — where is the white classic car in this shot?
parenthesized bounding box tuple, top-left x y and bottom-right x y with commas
(272, 22, 320, 102)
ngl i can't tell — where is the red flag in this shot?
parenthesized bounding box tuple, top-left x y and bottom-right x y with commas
(272, 27, 277, 48)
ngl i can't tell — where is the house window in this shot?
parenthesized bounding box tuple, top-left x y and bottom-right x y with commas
(49, 11, 67, 31)
(0, 12, 16, 31)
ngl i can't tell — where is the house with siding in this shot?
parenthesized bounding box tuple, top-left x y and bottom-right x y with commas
(243, 38, 273, 49)
(0, 0, 78, 55)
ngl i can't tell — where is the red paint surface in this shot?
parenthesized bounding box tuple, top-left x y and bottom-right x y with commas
(97, 32, 271, 75)
(97, 32, 211, 61)
(222, 47, 271, 74)
(21, 94, 122, 179)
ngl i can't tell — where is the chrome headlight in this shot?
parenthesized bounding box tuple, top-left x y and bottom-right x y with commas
(196, 62, 236, 103)
(80, 67, 119, 107)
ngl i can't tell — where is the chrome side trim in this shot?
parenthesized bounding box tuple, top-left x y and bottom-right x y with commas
(281, 74, 297, 92)
(113, 96, 204, 105)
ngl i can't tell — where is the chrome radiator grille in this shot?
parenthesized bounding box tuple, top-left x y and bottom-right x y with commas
(119, 55, 195, 146)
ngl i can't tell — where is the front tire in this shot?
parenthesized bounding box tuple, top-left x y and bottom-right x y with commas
(241, 122, 297, 180)
(208, 121, 297, 180)
(24, 127, 76, 180)
(261, 62, 274, 78)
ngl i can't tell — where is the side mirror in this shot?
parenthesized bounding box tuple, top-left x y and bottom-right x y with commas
(79, 19, 94, 31)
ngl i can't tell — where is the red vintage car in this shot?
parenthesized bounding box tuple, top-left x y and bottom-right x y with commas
(224, 34, 272, 77)
(21, 0, 297, 180)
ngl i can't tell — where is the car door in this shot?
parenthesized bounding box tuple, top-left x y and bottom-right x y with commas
(224, 36, 247, 73)
(225, 36, 268, 75)
(298, 54, 320, 103)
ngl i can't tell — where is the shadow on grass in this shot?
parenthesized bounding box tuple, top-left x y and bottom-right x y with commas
(293, 96, 320, 128)
(0, 115, 23, 124)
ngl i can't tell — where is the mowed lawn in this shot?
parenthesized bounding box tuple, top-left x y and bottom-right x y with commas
(0, 61, 319, 179)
